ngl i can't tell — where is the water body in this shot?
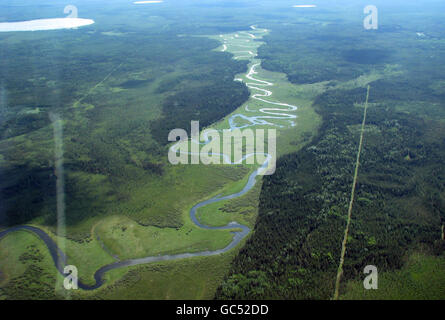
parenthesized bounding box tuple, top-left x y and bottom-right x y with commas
(0, 26, 298, 290)
(170, 26, 298, 171)
(0, 164, 259, 289)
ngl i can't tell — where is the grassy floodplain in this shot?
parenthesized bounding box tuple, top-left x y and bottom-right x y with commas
(0, 16, 321, 299)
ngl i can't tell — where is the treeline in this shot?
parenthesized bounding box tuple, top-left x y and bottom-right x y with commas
(0, 165, 56, 226)
(215, 86, 445, 299)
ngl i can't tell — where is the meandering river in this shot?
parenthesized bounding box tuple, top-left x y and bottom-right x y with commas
(0, 26, 298, 290)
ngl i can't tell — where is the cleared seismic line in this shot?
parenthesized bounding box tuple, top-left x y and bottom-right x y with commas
(333, 85, 371, 300)
(73, 62, 123, 107)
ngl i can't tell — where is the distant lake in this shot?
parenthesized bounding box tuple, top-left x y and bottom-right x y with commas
(0, 18, 94, 32)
